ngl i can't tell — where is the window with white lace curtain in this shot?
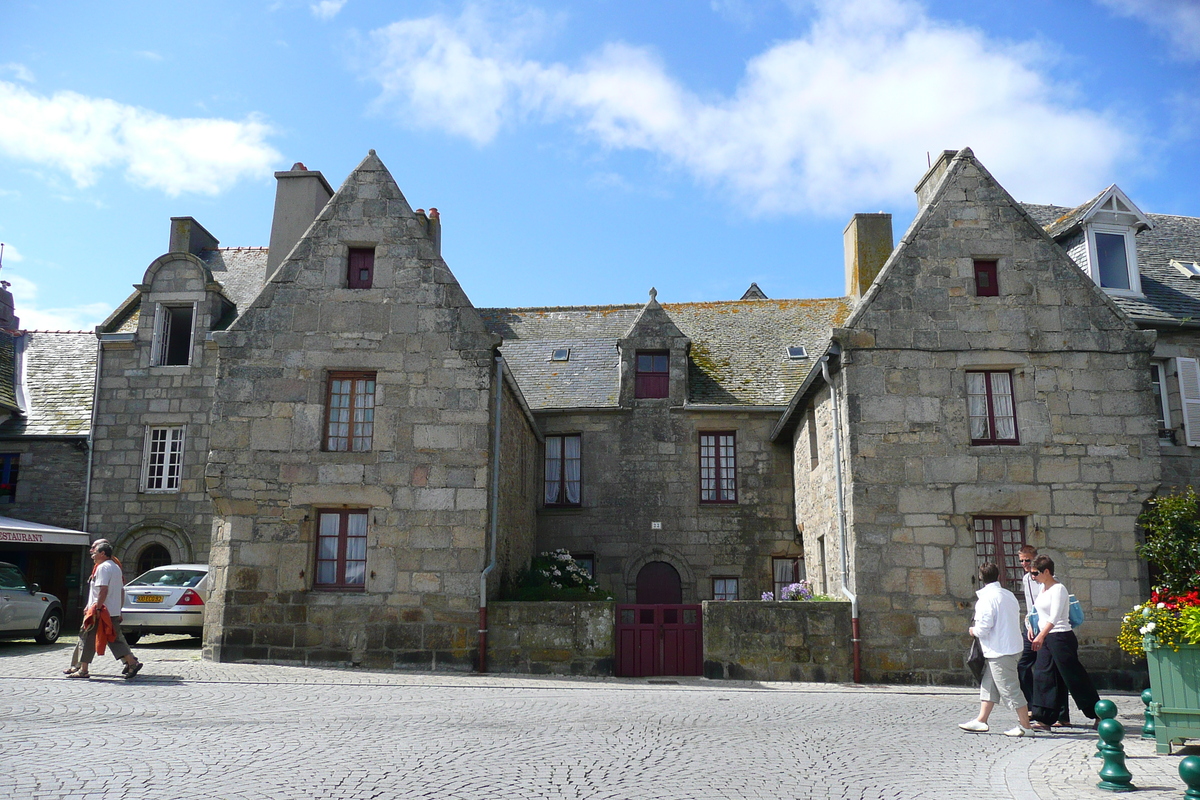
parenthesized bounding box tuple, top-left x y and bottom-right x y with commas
(967, 370, 1019, 445)
(544, 434, 582, 507)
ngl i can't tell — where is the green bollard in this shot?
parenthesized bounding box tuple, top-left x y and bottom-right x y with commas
(1181, 756, 1200, 800)
(1096, 716, 1136, 792)
(1142, 688, 1156, 740)
(1095, 699, 1119, 759)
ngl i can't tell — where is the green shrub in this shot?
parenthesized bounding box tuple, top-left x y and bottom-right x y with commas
(1137, 488, 1200, 595)
(506, 549, 614, 601)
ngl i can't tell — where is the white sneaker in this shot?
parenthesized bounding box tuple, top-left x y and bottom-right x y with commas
(1004, 726, 1036, 737)
(959, 720, 989, 732)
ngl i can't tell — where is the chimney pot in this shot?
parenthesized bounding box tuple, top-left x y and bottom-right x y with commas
(429, 207, 439, 219)
(291, 162, 307, 171)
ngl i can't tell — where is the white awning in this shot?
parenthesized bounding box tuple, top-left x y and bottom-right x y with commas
(0, 515, 90, 546)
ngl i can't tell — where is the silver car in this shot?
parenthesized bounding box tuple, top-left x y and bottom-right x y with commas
(0, 561, 63, 644)
(120, 564, 208, 645)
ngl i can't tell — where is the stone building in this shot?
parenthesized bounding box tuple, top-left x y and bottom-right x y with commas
(81, 146, 1200, 681)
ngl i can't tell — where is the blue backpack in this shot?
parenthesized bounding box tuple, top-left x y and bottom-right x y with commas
(1068, 594, 1085, 627)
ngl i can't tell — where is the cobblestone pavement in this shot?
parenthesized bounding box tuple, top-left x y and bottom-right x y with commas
(0, 636, 1192, 800)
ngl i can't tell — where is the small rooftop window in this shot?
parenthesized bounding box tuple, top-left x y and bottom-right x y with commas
(550, 348, 570, 362)
(1173, 259, 1200, 280)
(787, 346, 808, 360)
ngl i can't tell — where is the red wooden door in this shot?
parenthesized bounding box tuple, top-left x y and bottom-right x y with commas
(615, 604, 702, 677)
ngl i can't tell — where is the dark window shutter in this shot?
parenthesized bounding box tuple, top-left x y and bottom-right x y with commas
(348, 248, 375, 289)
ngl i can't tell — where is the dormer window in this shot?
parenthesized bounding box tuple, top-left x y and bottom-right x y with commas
(152, 303, 195, 366)
(635, 351, 669, 398)
(1088, 225, 1138, 293)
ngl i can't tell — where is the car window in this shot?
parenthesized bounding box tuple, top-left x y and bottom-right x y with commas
(0, 563, 29, 591)
(128, 568, 205, 588)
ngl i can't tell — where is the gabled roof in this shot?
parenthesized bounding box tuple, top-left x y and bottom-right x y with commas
(0, 331, 97, 437)
(478, 297, 853, 410)
(1038, 185, 1153, 239)
(1026, 203, 1200, 327)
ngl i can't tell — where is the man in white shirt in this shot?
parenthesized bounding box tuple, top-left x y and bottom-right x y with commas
(65, 541, 142, 679)
(959, 562, 1035, 737)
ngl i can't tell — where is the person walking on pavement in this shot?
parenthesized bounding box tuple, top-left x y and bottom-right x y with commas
(63, 541, 142, 679)
(1016, 545, 1070, 728)
(1029, 555, 1099, 727)
(959, 562, 1037, 737)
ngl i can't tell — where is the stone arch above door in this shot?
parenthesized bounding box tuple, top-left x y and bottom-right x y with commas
(111, 520, 195, 571)
(623, 547, 694, 603)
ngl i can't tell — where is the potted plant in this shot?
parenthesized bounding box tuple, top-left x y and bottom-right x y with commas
(1119, 489, 1200, 753)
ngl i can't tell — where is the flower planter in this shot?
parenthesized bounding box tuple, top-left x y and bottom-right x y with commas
(1145, 637, 1200, 754)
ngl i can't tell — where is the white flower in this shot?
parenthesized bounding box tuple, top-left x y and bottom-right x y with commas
(1158, 602, 1167, 609)
(1147, 622, 1157, 632)
(587, 585, 596, 593)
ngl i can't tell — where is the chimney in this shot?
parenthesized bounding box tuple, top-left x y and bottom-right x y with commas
(844, 213, 893, 298)
(169, 217, 219, 256)
(0, 282, 19, 330)
(266, 162, 335, 280)
(914, 149, 958, 209)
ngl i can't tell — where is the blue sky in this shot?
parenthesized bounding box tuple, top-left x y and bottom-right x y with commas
(1, 0, 1198, 329)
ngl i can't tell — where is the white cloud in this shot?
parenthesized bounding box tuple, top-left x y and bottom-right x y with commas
(361, 0, 1136, 214)
(3, 274, 110, 331)
(0, 81, 281, 196)
(1096, 0, 1200, 60)
(1, 63, 34, 83)
(311, 0, 348, 20)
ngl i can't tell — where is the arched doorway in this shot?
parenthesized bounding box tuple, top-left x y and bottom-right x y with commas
(136, 544, 172, 576)
(635, 561, 682, 604)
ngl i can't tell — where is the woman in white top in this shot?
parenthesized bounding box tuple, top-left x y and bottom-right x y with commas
(1028, 555, 1100, 726)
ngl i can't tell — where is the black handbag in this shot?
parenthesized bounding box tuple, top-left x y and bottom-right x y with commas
(967, 636, 985, 683)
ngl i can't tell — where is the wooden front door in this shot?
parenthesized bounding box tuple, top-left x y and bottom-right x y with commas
(615, 604, 703, 677)
(635, 561, 682, 604)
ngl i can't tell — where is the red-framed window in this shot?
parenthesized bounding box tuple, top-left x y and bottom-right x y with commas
(973, 259, 998, 297)
(635, 350, 669, 399)
(712, 577, 739, 601)
(544, 434, 582, 507)
(967, 370, 1018, 445)
(347, 247, 375, 289)
(325, 372, 376, 451)
(0, 453, 18, 503)
(973, 516, 1025, 592)
(699, 431, 737, 503)
(315, 509, 368, 590)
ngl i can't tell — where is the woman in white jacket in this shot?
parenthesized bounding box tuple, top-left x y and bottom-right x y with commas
(1029, 555, 1100, 727)
(959, 562, 1036, 737)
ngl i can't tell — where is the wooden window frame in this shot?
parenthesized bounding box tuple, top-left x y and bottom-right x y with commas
(1150, 362, 1173, 442)
(0, 453, 18, 503)
(973, 259, 999, 297)
(324, 371, 376, 452)
(151, 303, 196, 366)
(712, 576, 739, 601)
(314, 509, 368, 591)
(967, 370, 1019, 445)
(699, 431, 737, 504)
(1086, 224, 1140, 295)
(141, 426, 184, 492)
(347, 247, 375, 289)
(544, 433, 582, 507)
(635, 350, 669, 399)
(973, 516, 1025, 593)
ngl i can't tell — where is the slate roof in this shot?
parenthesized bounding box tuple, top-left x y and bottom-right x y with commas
(1024, 202, 1200, 327)
(478, 298, 853, 410)
(0, 332, 97, 437)
(100, 247, 270, 334)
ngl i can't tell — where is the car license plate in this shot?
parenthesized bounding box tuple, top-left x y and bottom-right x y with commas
(136, 595, 164, 603)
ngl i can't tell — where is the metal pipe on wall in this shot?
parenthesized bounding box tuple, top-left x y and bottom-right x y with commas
(822, 350, 861, 683)
(478, 355, 504, 672)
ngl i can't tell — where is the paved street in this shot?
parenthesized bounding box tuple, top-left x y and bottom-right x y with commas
(1, 635, 1194, 800)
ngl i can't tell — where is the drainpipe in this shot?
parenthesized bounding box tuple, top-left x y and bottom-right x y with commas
(478, 355, 504, 673)
(821, 349, 861, 683)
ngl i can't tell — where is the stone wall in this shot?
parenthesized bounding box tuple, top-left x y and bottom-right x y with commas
(792, 383, 847, 597)
(487, 601, 614, 675)
(0, 440, 88, 530)
(494, 375, 539, 598)
(536, 407, 798, 603)
(834, 151, 1160, 684)
(703, 600, 853, 682)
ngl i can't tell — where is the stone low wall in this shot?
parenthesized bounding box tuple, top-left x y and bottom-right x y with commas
(487, 601, 614, 676)
(703, 600, 854, 682)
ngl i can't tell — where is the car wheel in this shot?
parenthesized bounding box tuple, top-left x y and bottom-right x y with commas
(35, 610, 62, 644)
(123, 632, 142, 646)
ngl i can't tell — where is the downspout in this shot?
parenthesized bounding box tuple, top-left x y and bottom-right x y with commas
(821, 350, 861, 683)
(478, 355, 503, 673)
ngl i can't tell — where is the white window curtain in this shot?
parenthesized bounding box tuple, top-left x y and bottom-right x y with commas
(544, 436, 562, 504)
(967, 372, 990, 440)
(563, 435, 581, 504)
(990, 372, 1016, 440)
